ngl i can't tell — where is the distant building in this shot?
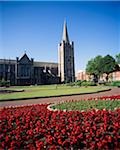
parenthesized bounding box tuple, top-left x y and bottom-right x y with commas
(0, 53, 59, 85)
(58, 21, 75, 83)
(76, 70, 120, 82)
(76, 70, 89, 81)
(112, 71, 120, 81)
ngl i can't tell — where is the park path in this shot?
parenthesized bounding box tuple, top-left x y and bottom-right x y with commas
(0, 87, 120, 108)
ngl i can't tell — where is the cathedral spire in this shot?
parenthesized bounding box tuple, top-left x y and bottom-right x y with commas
(62, 20, 69, 43)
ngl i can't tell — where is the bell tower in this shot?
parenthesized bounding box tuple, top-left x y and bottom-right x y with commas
(58, 21, 75, 83)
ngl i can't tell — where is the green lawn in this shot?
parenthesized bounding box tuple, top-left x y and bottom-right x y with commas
(0, 85, 110, 100)
(53, 99, 120, 111)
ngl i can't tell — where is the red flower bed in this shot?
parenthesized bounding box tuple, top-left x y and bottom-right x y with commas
(0, 96, 120, 149)
(87, 95, 120, 100)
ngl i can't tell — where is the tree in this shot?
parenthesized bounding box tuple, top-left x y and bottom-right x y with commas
(86, 54, 119, 82)
(116, 53, 120, 64)
(86, 58, 95, 75)
(102, 55, 117, 81)
(86, 55, 103, 82)
(93, 55, 103, 78)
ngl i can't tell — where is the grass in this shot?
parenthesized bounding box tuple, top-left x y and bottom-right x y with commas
(53, 99, 120, 111)
(0, 85, 110, 100)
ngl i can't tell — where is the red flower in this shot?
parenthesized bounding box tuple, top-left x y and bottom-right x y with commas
(0, 95, 119, 149)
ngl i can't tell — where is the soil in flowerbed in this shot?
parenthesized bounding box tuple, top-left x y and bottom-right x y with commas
(0, 96, 120, 149)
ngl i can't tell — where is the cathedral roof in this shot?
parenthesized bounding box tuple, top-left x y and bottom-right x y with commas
(19, 53, 31, 62)
(33, 61, 58, 68)
(0, 59, 16, 64)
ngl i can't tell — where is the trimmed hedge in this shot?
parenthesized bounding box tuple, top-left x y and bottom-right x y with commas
(0, 80, 10, 87)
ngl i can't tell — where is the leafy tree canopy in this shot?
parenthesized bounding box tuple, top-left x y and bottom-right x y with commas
(116, 53, 120, 64)
(86, 54, 118, 82)
(86, 55, 103, 77)
(102, 55, 117, 75)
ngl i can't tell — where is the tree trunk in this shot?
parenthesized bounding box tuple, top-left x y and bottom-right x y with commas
(106, 74, 109, 82)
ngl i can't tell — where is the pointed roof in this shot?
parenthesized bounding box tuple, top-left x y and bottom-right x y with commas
(19, 52, 31, 64)
(20, 53, 30, 60)
(62, 21, 69, 43)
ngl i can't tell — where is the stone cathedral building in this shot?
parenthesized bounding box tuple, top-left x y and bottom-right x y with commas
(0, 21, 75, 85)
(58, 21, 75, 83)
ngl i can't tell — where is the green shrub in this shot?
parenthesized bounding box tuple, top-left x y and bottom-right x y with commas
(75, 80, 82, 86)
(105, 82, 111, 86)
(66, 80, 97, 87)
(0, 79, 10, 87)
(111, 81, 120, 86)
(105, 81, 120, 87)
(81, 81, 97, 86)
(66, 82, 75, 86)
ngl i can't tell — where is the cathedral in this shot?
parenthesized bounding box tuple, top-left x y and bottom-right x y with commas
(0, 21, 75, 85)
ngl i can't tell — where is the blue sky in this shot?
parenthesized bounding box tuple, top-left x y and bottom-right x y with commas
(0, 1, 120, 73)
